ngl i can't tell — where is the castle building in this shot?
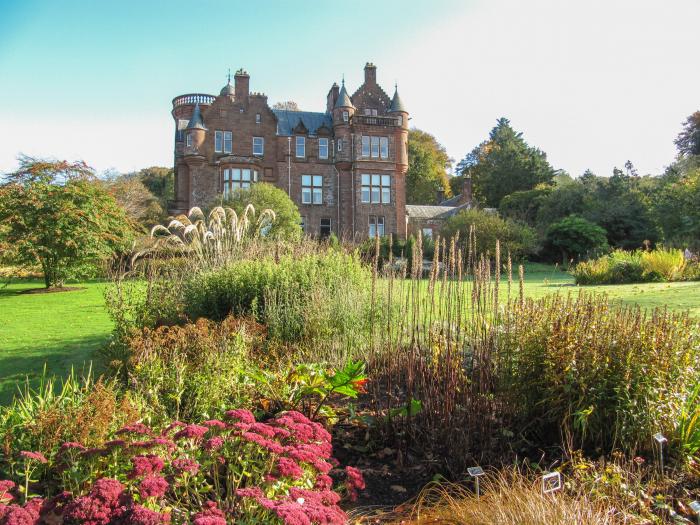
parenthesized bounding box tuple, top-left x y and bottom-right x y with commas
(170, 63, 408, 239)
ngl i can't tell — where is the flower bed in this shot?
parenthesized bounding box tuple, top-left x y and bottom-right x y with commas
(0, 410, 363, 524)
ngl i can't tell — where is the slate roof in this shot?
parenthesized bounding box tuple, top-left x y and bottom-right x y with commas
(334, 82, 354, 109)
(389, 87, 407, 113)
(406, 204, 468, 220)
(186, 103, 207, 130)
(272, 109, 333, 136)
(438, 194, 463, 207)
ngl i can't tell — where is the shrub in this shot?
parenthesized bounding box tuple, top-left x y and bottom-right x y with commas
(572, 248, 689, 285)
(499, 293, 700, 454)
(123, 317, 266, 423)
(0, 410, 359, 523)
(218, 182, 302, 241)
(183, 252, 371, 347)
(440, 208, 538, 259)
(545, 215, 609, 263)
(0, 371, 140, 480)
(639, 247, 686, 281)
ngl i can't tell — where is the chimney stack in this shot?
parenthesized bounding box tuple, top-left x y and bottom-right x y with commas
(364, 62, 377, 85)
(327, 82, 339, 113)
(436, 188, 445, 204)
(234, 68, 250, 103)
(459, 175, 473, 206)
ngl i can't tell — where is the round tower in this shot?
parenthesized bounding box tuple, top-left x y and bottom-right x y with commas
(332, 80, 355, 166)
(185, 102, 207, 152)
(388, 85, 409, 167)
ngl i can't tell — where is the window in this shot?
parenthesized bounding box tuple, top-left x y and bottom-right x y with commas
(214, 131, 223, 152)
(397, 115, 403, 126)
(337, 139, 343, 151)
(223, 168, 258, 197)
(186, 133, 193, 147)
(223, 131, 232, 153)
(362, 136, 370, 157)
(371, 136, 380, 158)
(380, 137, 388, 159)
(362, 136, 388, 158)
(176, 119, 188, 142)
(361, 174, 391, 204)
(256, 113, 261, 124)
(296, 136, 305, 158)
(300, 216, 306, 233)
(320, 218, 331, 237)
(318, 138, 329, 159)
(342, 110, 349, 122)
(422, 228, 433, 239)
(301, 175, 323, 204)
(369, 216, 385, 238)
(363, 108, 378, 116)
(253, 137, 264, 156)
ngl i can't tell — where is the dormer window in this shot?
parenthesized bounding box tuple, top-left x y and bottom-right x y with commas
(342, 111, 349, 122)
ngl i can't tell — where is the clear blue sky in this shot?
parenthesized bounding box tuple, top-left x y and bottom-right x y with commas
(1, 0, 698, 177)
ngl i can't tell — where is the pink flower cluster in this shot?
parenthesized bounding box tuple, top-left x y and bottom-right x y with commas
(1, 408, 363, 525)
(0, 478, 171, 525)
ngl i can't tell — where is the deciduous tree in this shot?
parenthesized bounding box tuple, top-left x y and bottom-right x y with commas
(406, 129, 452, 204)
(0, 156, 134, 288)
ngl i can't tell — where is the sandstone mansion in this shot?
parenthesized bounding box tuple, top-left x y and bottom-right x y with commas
(170, 63, 409, 239)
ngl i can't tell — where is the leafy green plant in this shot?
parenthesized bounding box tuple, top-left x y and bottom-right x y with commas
(0, 156, 134, 288)
(256, 361, 367, 423)
(676, 381, 700, 461)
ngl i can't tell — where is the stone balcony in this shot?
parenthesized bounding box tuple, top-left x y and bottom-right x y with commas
(172, 93, 216, 108)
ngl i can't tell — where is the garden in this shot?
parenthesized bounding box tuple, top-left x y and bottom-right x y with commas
(0, 159, 699, 524)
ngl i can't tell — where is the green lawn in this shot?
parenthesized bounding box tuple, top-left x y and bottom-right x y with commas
(520, 264, 700, 315)
(0, 280, 113, 403)
(0, 269, 698, 405)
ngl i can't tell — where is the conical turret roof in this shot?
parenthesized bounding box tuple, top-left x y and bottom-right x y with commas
(388, 86, 407, 113)
(186, 103, 207, 130)
(334, 80, 354, 109)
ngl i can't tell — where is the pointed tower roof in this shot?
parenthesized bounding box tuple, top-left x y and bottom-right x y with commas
(186, 103, 207, 130)
(334, 79, 354, 109)
(388, 85, 407, 113)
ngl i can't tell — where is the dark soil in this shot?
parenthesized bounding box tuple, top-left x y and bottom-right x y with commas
(19, 286, 85, 294)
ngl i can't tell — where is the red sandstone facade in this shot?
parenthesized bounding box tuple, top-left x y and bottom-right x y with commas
(170, 63, 409, 240)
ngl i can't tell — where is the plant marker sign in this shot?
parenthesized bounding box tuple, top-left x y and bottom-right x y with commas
(654, 432, 668, 473)
(467, 466, 485, 498)
(689, 500, 700, 525)
(542, 471, 562, 494)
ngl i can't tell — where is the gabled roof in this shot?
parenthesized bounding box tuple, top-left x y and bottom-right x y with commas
(334, 81, 354, 109)
(406, 202, 472, 220)
(388, 86, 407, 113)
(438, 194, 463, 207)
(272, 109, 333, 136)
(186, 103, 207, 130)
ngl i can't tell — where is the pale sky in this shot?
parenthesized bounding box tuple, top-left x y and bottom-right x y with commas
(0, 0, 698, 178)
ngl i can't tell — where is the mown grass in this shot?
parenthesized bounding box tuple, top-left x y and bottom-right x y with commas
(0, 280, 112, 403)
(0, 266, 697, 405)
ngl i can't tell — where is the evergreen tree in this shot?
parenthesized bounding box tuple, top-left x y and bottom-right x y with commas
(463, 118, 555, 207)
